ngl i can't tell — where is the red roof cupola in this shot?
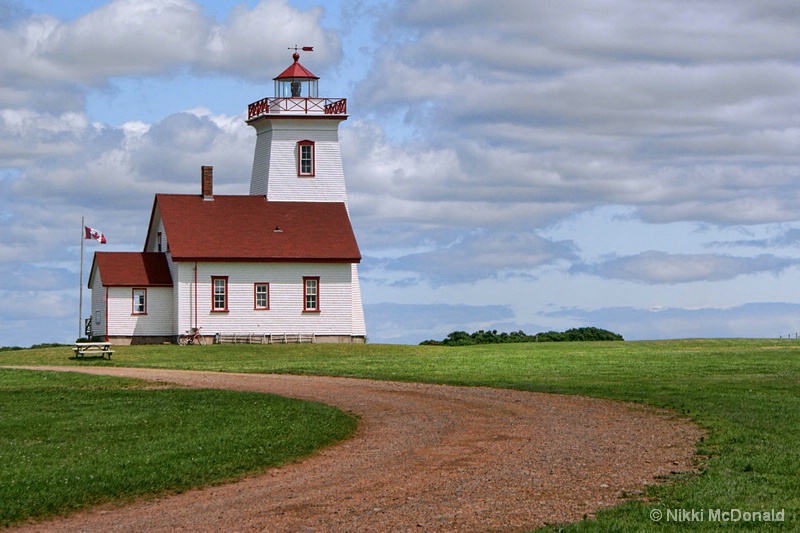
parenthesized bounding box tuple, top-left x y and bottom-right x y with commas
(274, 50, 319, 98)
(248, 48, 346, 119)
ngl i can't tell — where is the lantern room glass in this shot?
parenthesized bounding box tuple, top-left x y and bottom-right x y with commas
(275, 78, 319, 98)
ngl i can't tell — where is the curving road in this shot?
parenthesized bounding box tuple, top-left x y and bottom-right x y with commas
(11, 366, 701, 532)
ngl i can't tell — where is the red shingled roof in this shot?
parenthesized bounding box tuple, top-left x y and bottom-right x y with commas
(150, 195, 361, 263)
(91, 252, 173, 287)
(274, 60, 319, 80)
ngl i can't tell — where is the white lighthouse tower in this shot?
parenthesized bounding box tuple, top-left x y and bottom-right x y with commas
(247, 48, 349, 204)
(246, 49, 366, 340)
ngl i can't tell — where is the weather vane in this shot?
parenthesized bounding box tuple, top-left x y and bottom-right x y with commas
(289, 45, 314, 52)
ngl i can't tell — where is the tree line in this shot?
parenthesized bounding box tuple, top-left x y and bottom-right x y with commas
(420, 327, 623, 346)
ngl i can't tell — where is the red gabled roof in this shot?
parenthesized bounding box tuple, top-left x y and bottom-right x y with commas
(151, 195, 361, 263)
(92, 252, 173, 287)
(274, 59, 319, 80)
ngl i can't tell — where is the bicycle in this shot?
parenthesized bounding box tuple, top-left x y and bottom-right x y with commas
(178, 327, 206, 345)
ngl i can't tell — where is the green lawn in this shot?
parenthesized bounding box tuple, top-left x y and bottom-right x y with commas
(2, 338, 798, 530)
(0, 368, 356, 527)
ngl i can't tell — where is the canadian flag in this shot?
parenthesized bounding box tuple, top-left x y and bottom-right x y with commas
(84, 226, 107, 244)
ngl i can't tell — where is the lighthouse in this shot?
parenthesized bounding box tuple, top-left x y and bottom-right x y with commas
(88, 48, 366, 346)
(245, 48, 366, 342)
(247, 49, 349, 205)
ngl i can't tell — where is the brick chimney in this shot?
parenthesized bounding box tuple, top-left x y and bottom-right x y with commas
(201, 165, 213, 200)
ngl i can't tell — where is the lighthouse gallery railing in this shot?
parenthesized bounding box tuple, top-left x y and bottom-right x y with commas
(248, 97, 347, 120)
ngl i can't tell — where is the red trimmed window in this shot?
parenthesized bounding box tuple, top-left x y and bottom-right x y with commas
(254, 283, 270, 310)
(303, 277, 320, 312)
(298, 140, 315, 176)
(132, 288, 147, 315)
(212, 276, 228, 312)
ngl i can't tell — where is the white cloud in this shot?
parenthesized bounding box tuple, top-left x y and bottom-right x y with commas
(6, 108, 251, 204)
(204, 0, 340, 75)
(355, 0, 800, 233)
(1, 2, 205, 85)
(384, 231, 577, 285)
(548, 302, 800, 340)
(0, 0, 340, 112)
(577, 251, 800, 284)
(395, 0, 800, 64)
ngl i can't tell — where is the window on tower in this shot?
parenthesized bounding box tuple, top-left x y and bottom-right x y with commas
(298, 140, 315, 176)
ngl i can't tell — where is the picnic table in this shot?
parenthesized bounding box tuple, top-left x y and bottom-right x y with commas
(72, 342, 114, 360)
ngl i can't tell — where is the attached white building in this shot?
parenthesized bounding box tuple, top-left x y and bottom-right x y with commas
(89, 51, 366, 344)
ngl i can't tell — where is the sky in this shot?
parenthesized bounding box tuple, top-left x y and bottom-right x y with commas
(2, 0, 800, 346)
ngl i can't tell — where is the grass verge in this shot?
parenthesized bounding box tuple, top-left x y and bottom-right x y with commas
(0, 368, 357, 527)
(2, 338, 799, 530)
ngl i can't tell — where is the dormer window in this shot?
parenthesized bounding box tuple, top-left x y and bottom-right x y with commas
(298, 140, 315, 176)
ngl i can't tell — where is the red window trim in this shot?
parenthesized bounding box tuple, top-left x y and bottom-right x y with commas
(211, 276, 229, 312)
(297, 139, 315, 177)
(254, 282, 270, 310)
(132, 287, 147, 315)
(303, 276, 320, 313)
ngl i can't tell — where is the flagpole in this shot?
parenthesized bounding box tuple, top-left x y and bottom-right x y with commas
(79, 216, 84, 340)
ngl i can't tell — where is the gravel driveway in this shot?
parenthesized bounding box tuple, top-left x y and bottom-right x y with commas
(12, 366, 702, 532)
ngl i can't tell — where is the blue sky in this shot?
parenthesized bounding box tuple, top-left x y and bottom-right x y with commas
(2, 0, 800, 346)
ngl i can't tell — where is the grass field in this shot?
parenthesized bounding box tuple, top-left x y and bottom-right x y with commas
(2, 338, 798, 531)
(0, 368, 356, 527)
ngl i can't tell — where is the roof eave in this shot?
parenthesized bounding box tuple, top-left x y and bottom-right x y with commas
(87, 253, 99, 289)
(245, 114, 349, 125)
(103, 283, 174, 288)
(170, 256, 361, 263)
(142, 195, 162, 252)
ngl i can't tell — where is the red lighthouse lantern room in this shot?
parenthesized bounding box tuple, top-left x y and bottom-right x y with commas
(247, 48, 346, 119)
(274, 50, 319, 98)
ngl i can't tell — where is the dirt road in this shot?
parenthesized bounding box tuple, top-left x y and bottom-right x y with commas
(11, 366, 701, 532)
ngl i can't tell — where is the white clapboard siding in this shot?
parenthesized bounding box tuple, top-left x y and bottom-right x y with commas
(249, 118, 348, 204)
(165, 251, 180, 336)
(174, 261, 356, 337)
(249, 126, 273, 195)
(351, 263, 366, 336)
(143, 206, 166, 253)
(106, 287, 174, 336)
(90, 269, 106, 338)
(143, 215, 181, 337)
